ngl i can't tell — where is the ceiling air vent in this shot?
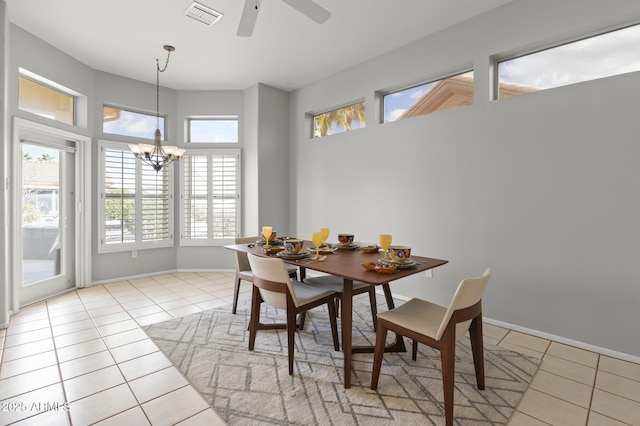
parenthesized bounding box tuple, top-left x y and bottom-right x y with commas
(185, 1, 223, 26)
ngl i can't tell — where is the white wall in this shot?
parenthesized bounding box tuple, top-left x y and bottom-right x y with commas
(289, 0, 640, 358)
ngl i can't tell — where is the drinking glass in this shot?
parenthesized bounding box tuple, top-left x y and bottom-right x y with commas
(379, 234, 392, 259)
(262, 226, 273, 248)
(312, 232, 323, 259)
(319, 227, 330, 246)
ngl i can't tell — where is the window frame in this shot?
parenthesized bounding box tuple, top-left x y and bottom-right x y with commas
(380, 69, 474, 123)
(311, 100, 366, 138)
(102, 104, 166, 141)
(186, 116, 239, 143)
(98, 140, 174, 253)
(494, 22, 640, 100)
(18, 73, 76, 126)
(179, 149, 241, 247)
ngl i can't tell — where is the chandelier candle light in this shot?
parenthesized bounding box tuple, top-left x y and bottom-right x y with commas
(129, 45, 185, 172)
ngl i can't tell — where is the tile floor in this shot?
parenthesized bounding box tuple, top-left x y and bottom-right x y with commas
(0, 271, 638, 425)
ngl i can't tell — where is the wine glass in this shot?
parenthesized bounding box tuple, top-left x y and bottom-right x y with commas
(319, 227, 330, 247)
(311, 231, 323, 259)
(262, 226, 273, 248)
(379, 234, 392, 260)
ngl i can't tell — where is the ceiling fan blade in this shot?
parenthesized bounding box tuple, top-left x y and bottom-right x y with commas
(281, 0, 331, 24)
(237, 0, 260, 37)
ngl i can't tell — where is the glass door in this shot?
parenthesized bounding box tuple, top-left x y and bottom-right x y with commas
(20, 140, 76, 305)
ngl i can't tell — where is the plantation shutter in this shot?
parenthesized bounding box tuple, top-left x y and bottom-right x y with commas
(103, 148, 136, 245)
(183, 153, 209, 240)
(141, 164, 170, 242)
(211, 153, 238, 239)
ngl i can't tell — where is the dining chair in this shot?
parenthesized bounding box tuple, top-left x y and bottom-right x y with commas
(303, 275, 378, 331)
(232, 236, 298, 314)
(370, 268, 491, 426)
(247, 253, 340, 375)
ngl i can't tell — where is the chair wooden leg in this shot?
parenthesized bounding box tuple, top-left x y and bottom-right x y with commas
(368, 287, 377, 331)
(440, 324, 456, 426)
(287, 300, 297, 375)
(232, 276, 242, 314)
(412, 340, 418, 361)
(327, 298, 340, 351)
(248, 285, 261, 351)
(298, 312, 306, 330)
(469, 315, 485, 390)
(370, 320, 388, 390)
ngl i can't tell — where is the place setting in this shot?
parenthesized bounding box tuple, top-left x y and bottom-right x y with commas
(361, 234, 419, 273)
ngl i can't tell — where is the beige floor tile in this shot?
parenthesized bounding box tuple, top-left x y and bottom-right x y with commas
(56, 338, 108, 363)
(195, 298, 230, 310)
(590, 388, 640, 425)
(92, 406, 151, 426)
(102, 328, 149, 349)
(0, 350, 58, 379)
(540, 354, 596, 386)
(59, 350, 115, 380)
(8, 310, 49, 325)
(87, 304, 126, 318)
(508, 411, 549, 425)
(109, 339, 159, 363)
(91, 311, 133, 326)
(501, 331, 551, 353)
(595, 370, 640, 402)
(529, 370, 593, 408)
(141, 385, 210, 426)
(48, 311, 91, 326)
(598, 355, 640, 382)
(47, 303, 87, 317)
(134, 311, 174, 326)
(483, 323, 510, 341)
(127, 304, 165, 318)
(118, 351, 173, 381)
(68, 383, 138, 425)
(587, 411, 629, 426)
(128, 366, 189, 403)
(54, 327, 102, 348)
(517, 388, 588, 425)
(83, 298, 120, 310)
(97, 319, 140, 336)
(166, 304, 203, 318)
(63, 365, 125, 402)
(0, 365, 61, 400)
(115, 292, 151, 304)
(148, 292, 182, 303)
(157, 298, 192, 310)
(120, 298, 156, 311)
(185, 293, 216, 304)
(2, 338, 55, 362)
(51, 318, 96, 336)
(10, 407, 71, 425)
(6, 318, 50, 335)
(4, 327, 52, 348)
(175, 408, 227, 426)
(0, 383, 67, 424)
(546, 342, 599, 368)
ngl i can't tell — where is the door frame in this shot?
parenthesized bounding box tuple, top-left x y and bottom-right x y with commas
(11, 117, 91, 310)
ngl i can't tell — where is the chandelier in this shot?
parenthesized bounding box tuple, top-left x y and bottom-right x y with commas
(129, 45, 184, 172)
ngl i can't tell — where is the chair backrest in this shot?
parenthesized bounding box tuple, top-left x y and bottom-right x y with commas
(247, 254, 298, 308)
(235, 236, 259, 273)
(435, 268, 491, 341)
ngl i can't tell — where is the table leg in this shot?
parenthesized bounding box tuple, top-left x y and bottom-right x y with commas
(342, 278, 353, 389)
(351, 283, 407, 354)
(298, 266, 306, 281)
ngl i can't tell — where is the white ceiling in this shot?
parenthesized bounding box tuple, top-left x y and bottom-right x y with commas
(6, 0, 513, 91)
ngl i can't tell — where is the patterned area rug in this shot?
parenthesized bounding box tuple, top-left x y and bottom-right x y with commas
(143, 299, 539, 425)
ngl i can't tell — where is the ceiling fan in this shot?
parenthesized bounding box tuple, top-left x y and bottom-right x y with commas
(237, 0, 331, 37)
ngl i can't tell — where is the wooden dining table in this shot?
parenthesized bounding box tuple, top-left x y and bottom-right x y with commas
(225, 240, 448, 388)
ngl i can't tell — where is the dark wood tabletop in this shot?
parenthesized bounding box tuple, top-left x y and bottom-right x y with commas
(225, 240, 448, 388)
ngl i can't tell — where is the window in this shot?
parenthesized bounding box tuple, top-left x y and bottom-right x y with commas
(103, 106, 164, 140)
(383, 71, 474, 123)
(313, 101, 366, 138)
(181, 150, 240, 245)
(99, 140, 173, 252)
(188, 116, 239, 143)
(19, 75, 75, 125)
(497, 24, 640, 99)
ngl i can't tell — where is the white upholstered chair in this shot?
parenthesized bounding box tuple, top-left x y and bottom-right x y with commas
(247, 253, 340, 375)
(370, 268, 491, 426)
(232, 236, 298, 314)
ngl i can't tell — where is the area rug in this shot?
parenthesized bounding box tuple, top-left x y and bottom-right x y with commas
(143, 299, 540, 425)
